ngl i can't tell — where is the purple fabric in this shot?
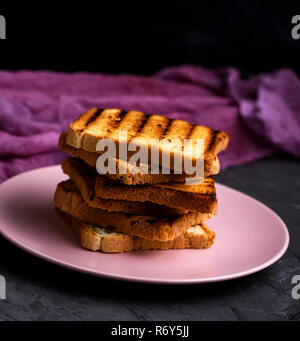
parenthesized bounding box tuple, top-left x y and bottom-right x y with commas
(0, 66, 299, 183)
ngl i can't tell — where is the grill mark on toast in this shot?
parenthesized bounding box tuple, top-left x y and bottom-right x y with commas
(161, 118, 174, 139)
(187, 124, 195, 139)
(94, 109, 125, 137)
(135, 114, 150, 134)
(84, 108, 103, 128)
(207, 130, 218, 153)
(113, 110, 129, 130)
(118, 110, 128, 121)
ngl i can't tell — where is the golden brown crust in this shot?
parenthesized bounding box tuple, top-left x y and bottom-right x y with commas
(56, 208, 215, 253)
(59, 132, 221, 185)
(54, 180, 217, 241)
(94, 174, 216, 212)
(62, 157, 188, 215)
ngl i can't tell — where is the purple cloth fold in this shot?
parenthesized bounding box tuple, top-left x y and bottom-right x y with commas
(0, 66, 299, 183)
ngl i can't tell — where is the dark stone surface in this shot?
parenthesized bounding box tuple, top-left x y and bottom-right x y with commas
(0, 157, 299, 321)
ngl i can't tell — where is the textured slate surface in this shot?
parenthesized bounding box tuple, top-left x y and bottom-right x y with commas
(0, 157, 299, 321)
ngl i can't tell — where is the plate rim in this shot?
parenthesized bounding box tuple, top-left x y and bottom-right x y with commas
(0, 165, 290, 285)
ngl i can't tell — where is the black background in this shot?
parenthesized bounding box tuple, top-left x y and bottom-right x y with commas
(1, 1, 300, 74)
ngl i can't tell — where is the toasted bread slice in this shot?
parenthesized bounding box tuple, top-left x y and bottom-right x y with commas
(56, 208, 215, 252)
(62, 157, 188, 215)
(62, 156, 216, 213)
(54, 180, 216, 241)
(65, 108, 229, 170)
(94, 173, 216, 212)
(59, 132, 220, 185)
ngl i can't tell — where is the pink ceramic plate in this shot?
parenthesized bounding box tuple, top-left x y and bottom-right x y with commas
(0, 166, 289, 284)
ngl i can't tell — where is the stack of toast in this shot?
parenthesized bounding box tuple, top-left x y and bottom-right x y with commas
(54, 108, 230, 253)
